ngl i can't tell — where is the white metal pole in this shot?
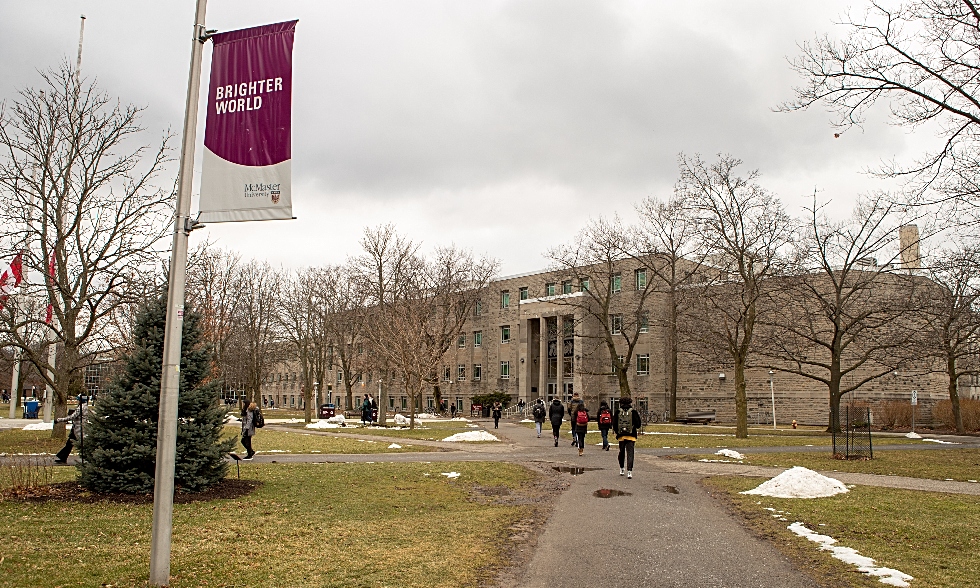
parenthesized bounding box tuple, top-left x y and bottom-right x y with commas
(148, 1, 207, 585)
(8, 305, 23, 419)
(769, 370, 776, 430)
(43, 341, 55, 422)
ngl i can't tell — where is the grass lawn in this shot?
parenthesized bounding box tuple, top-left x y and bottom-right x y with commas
(288, 420, 479, 442)
(0, 429, 65, 455)
(222, 426, 435, 454)
(705, 476, 980, 588)
(672, 448, 980, 482)
(0, 461, 537, 588)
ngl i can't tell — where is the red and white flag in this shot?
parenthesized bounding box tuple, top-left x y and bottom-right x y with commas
(45, 252, 55, 324)
(0, 252, 24, 310)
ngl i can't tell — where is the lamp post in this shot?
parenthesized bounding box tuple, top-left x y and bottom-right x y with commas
(768, 370, 776, 430)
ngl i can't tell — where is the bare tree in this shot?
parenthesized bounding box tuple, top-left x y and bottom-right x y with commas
(917, 241, 980, 433)
(186, 243, 242, 392)
(547, 217, 660, 400)
(679, 154, 795, 438)
(781, 0, 980, 217)
(229, 261, 282, 406)
(0, 64, 173, 437)
(319, 265, 369, 417)
(633, 194, 706, 421)
(760, 195, 922, 433)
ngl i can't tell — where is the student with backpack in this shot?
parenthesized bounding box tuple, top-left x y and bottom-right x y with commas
(240, 402, 264, 460)
(548, 398, 565, 447)
(532, 399, 547, 438)
(571, 400, 590, 456)
(567, 392, 584, 447)
(596, 400, 613, 451)
(612, 396, 642, 478)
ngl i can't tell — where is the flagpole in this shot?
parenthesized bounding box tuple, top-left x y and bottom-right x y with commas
(148, 0, 208, 585)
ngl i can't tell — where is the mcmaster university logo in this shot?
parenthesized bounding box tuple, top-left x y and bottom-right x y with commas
(244, 182, 282, 204)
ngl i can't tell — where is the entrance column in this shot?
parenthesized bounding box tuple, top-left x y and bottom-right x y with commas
(539, 316, 548, 400)
(556, 315, 564, 400)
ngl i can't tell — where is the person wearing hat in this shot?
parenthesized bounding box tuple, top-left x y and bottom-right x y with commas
(612, 396, 642, 478)
(53, 397, 89, 464)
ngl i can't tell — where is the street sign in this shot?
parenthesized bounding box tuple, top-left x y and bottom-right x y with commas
(911, 390, 918, 405)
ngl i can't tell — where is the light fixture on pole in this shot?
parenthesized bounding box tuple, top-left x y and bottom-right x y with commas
(768, 370, 776, 430)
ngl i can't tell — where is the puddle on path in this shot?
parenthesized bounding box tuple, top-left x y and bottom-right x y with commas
(552, 466, 600, 476)
(662, 485, 680, 494)
(593, 488, 632, 498)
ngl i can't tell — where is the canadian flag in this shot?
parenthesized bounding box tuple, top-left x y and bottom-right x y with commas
(0, 252, 24, 308)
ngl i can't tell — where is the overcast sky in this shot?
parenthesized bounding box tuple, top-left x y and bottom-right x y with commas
(1, 1, 919, 275)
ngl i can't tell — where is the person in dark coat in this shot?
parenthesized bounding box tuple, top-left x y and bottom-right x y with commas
(361, 395, 373, 425)
(240, 402, 258, 460)
(612, 396, 643, 478)
(570, 400, 589, 456)
(567, 392, 584, 447)
(548, 398, 565, 447)
(596, 400, 613, 451)
(531, 398, 547, 438)
(491, 402, 502, 429)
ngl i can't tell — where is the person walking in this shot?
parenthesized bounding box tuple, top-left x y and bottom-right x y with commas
(450, 403, 457, 418)
(532, 398, 547, 438)
(571, 400, 590, 456)
(596, 400, 613, 451)
(361, 395, 373, 425)
(53, 397, 89, 464)
(612, 396, 642, 478)
(548, 398, 565, 447)
(492, 402, 502, 429)
(240, 402, 259, 460)
(567, 392, 584, 447)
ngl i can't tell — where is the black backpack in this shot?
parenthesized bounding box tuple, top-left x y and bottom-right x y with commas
(533, 404, 545, 419)
(254, 410, 265, 428)
(617, 407, 633, 436)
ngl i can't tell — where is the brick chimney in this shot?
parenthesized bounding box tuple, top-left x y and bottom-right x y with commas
(899, 224, 920, 269)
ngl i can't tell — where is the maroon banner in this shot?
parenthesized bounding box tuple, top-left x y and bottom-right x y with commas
(200, 20, 298, 223)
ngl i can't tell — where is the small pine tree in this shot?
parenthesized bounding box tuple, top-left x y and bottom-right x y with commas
(79, 292, 235, 493)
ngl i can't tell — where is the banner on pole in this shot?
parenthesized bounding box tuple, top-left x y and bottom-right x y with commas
(199, 20, 298, 223)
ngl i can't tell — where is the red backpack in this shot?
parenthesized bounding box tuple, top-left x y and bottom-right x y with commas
(598, 409, 612, 425)
(575, 409, 589, 426)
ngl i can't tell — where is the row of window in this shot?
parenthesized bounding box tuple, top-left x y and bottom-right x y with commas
(498, 270, 648, 309)
(609, 313, 649, 335)
(614, 354, 651, 375)
(444, 361, 512, 381)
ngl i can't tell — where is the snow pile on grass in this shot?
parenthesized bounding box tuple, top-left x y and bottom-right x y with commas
(520, 419, 535, 423)
(388, 443, 402, 449)
(23, 421, 53, 431)
(450, 417, 470, 422)
(442, 431, 499, 442)
(393, 414, 410, 425)
(416, 413, 437, 419)
(326, 414, 346, 425)
(306, 420, 343, 429)
(922, 438, 958, 445)
(441, 472, 460, 479)
(905, 432, 922, 439)
(741, 466, 848, 498)
(788, 522, 913, 587)
(715, 449, 745, 460)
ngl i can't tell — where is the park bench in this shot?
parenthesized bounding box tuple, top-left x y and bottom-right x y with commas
(678, 409, 716, 424)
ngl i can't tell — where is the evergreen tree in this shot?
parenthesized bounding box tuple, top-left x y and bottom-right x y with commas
(79, 292, 234, 493)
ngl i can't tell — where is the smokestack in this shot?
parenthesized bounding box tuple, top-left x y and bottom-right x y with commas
(899, 224, 920, 269)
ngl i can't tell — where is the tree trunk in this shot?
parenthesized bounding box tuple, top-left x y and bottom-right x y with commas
(948, 355, 964, 434)
(433, 384, 443, 412)
(378, 378, 388, 426)
(668, 291, 678, 421)
(734, 361, 748, 438)
(345, 379, 353, 414)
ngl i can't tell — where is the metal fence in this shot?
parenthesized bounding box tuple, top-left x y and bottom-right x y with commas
(832, 405, 873, 460)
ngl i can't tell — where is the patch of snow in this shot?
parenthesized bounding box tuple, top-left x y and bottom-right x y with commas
(698, 459, 740, 463)
(741, 467, 848, 499)
(393, 414, 410, 425)
(23, 422, 53, 431)
(904, 432, 922, 439)
(262, 450, 288, 453)
(441, 472, 460, 479)
(442, 431, 499, 442)
(519, 419, 535, 423)
(388, 443, 402, 449)
(715, 449, 745, 460)
(450, 417, 470, 422)
(306, 421, 343, 429)
(788, 522, 913, 587)
(326, 414, 346, 425)
(415, 413, 437, 419)
(467, 424, 479, 428)
(922, 438, 958, 445)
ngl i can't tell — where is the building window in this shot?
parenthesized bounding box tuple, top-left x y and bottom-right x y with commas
(612, 355, 625, 375)
(336, 370, 342, 384)
(637, 354, 650, 375)
(444, 366, 451, 382)
(639, 312, 649, 333)
(612, 273, 622, 293)
(501, 325, 511, 343)
(401, 396, 407, 410)
(357, 373, 363, 384)
(580, 278, 590, 292)
(635, 268, 647, 290)
(501, 290, 510, 309)
(457, 365, 466, 381)
(473, 331, 483, 347)
(474, 300, 482, 316)
(546, 282, 556, 296)
(610, 314, 623, 335)
(458, 333, 466, 348)
(500, 361, 511, 379)
(519, 287, 529, 301)
(562, 280, 573, 294)
(473, 364, 482, 381)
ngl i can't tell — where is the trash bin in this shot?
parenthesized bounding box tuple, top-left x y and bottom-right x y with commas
(318, 404, 336, 419)
(482, 405, 491, 418)
(23, 400, 39, 419)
